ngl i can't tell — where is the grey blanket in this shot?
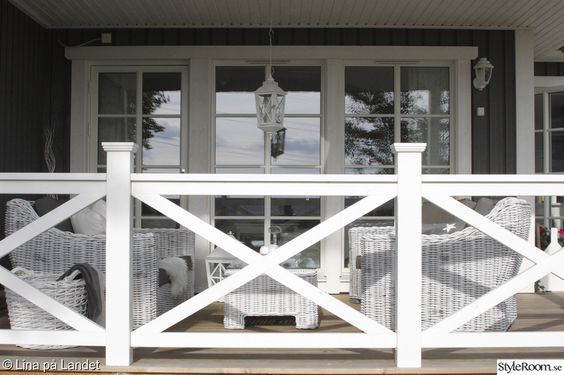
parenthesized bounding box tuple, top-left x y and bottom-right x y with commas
(58, 263, 104, 323)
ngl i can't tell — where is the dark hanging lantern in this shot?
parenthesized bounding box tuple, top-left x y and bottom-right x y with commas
(271, 127, 286, 158)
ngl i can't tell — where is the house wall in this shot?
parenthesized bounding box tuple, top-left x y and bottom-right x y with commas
(0, 0, 51, 244)
(0, 0, 520, 239)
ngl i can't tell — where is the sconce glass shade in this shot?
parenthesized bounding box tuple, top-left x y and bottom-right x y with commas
(255, 75, 287, 133)
(473, 57, 494, 90)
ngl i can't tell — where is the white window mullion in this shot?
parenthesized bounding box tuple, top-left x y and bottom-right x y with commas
(543, 92, 550, 173)
(324, 59, 345, 293)
(394, 65, 401, 144)
(134, 71, 144, 228)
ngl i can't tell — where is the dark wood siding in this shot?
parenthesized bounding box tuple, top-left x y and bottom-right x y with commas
(535, 62, 564, 76)
(0, 0, 52, 242)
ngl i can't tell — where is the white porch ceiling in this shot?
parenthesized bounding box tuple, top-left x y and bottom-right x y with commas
(9, 0, 564, 61)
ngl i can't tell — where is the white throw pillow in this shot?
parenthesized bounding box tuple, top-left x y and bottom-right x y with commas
(422, 223, 462, 235)
(71, 200, 106, 235)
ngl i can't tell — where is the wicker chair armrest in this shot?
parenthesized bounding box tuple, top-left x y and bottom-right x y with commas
(134, 227, 195, 259)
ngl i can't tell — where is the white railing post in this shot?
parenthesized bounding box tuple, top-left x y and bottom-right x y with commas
(392, 143, 426, 368)
(103, 142, 137, 366)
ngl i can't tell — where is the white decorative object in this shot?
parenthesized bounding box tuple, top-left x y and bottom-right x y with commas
(540, 228, 564, 292)
(254, 20, 286, 133)
(205, 236, 239, 289)
(255, 74, 286, 133)
(473, 57, 494, 90)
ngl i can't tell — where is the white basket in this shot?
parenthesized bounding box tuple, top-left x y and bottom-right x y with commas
(5, 267, 88, 349)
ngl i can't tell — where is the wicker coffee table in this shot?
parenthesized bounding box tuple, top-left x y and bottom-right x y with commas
(223, 268, 318, 329)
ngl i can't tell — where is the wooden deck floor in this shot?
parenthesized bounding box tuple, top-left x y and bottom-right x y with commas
(0, 292, 563, 374)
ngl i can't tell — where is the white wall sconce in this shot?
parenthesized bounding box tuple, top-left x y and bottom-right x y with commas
(473, 57, 494, 91)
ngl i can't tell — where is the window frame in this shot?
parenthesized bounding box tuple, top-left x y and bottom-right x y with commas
(534, 78, 564, 232)
(343, 61, 455, 173)
(89, 64, 189, 227)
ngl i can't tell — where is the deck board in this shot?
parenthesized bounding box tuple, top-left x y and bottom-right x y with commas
(0, 292, 562, 374)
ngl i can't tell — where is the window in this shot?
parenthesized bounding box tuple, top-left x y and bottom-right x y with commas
(93, 68, 187, 227)
(343, 65, 452, 266)
(214, 65, 322, 267)
(534, 91, 564, 242)
(345, 65, 451, 174)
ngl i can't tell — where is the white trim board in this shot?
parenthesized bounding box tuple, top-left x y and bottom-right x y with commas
(66, 45, 478, 61)
(535, 76, 564, 92)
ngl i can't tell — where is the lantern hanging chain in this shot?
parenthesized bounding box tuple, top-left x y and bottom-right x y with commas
(268, 0, 274, 79)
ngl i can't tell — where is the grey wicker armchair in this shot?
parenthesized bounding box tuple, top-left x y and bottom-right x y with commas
(359, 197, 531, 332)
(5, 198, 195, 328)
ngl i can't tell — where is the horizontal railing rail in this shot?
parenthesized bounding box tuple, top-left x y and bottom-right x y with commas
(0, 142, 563, 369)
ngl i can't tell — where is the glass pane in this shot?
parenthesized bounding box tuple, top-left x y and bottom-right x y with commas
(216, 66, 264, 114)
(536, 132, 544, 173)
(535, 94, 543, 130)
(345, 67, 394, 115)
(271, 167, 321, 174)
(215, 220, 264, 252)
(551, 131, 564, 172)
(142, 197, 180, 216)
(143, 72, 181, 115)
(271, 118, 320, 166)
(141, 118, 180, 166)
(142, 167, 181, 173)
(345, 196, 394, 216)
(216, 118, 264, 165)
(98, 73, 136, 114)
(401, 67, 449, 115)
(345, 167, 394, 174)
(273, 66, 321, 114)
(422, 168, 450, 174)
(401, 118, 450, 166)
(97, 117, 136, 165)
(216, 167, 265, 174)
(272, 219, 320, 268)
(271, 197, 320, 216)
(550, 92, 564, 128)
(142, 218, 180, 229)
(215, 197, 264, 216)
(345, 117, 394, 166)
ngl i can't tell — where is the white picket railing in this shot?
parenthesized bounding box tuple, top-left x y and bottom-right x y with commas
(0, 142, 563, 369)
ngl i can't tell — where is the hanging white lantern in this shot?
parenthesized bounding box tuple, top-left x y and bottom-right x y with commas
(255, 73, 287, 133)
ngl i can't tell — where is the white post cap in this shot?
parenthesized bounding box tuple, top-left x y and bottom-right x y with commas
(391, 143, 427, 153)
(102, 142, 138, 153)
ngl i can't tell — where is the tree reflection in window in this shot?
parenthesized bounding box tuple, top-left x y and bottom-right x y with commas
(141, 91, 167, 150)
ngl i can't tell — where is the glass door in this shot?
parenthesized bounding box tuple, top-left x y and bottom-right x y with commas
(535, 90, 564, 247)
(92, 66, 188, 227)
(343, 64, 453, 268)
(214, 64, 322, 268)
